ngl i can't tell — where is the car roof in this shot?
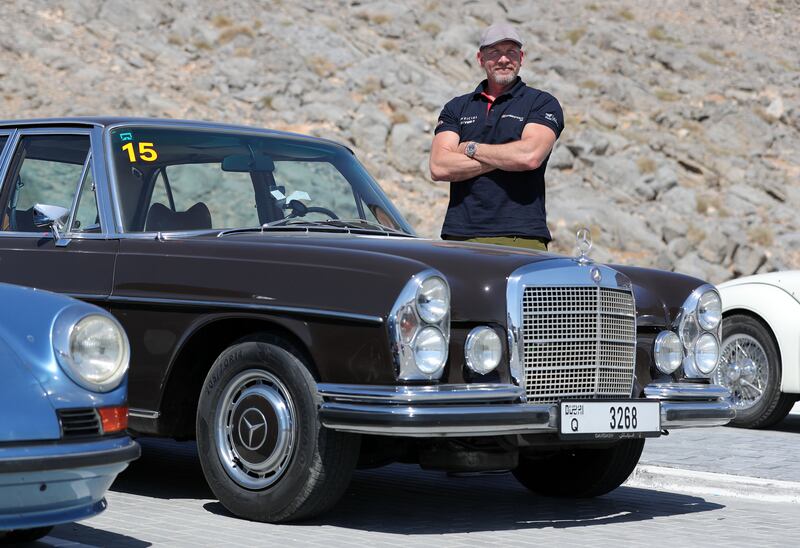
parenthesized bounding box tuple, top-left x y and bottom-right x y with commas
(0, 117, 351, 152)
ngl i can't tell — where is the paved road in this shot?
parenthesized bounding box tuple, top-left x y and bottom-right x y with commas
(28, 407, 800, 547)
(640, 409, 800, 482)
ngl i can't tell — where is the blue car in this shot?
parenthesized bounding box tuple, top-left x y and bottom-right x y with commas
(0, 283, 139, 542)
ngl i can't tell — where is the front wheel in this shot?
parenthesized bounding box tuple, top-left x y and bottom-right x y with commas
(196, 337, 360, 523)
(713, 314, 795, 429)
(513, 439, 645, 498)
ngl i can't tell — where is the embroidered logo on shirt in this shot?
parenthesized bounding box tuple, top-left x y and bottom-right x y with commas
(544, 112, 558, 124)
(501, 114, 524, 121)
(436, 119, 444, 127)
(460, 115, 478, 125)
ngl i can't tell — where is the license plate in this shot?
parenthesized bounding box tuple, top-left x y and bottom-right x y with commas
(559, 401, 661, 439)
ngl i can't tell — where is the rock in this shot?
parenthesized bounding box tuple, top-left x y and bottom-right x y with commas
(566, 129, 610, 157)
(732, 245, 767, 276)
(548, 144, 574, 170)
(388, 122, 429, 174)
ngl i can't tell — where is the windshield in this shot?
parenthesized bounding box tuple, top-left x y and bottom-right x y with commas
(107, 126, 414, 234)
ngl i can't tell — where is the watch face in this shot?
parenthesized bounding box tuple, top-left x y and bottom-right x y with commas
(466, 142, 477, 157)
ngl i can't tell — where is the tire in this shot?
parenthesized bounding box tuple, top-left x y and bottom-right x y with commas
(512, 439, 645, 498)
(713, 314, 795, 429)
(0, 526, 53, 543)
(196, 336, 360, 523)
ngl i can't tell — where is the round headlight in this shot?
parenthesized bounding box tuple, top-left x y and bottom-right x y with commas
(697, 290, 722, 331)
(413, 326, 447, 375)
(465, 326, 503, 375)
(654, 331, 683, 374)
(58, 314, 130, 392)
(416, 276, 449, 324)
(694, 333, 720, 375)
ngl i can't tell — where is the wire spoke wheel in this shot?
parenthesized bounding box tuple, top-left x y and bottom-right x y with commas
(715, 334, 769, 410)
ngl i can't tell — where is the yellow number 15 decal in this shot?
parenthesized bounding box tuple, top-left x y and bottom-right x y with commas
(122, 142, 158, 162)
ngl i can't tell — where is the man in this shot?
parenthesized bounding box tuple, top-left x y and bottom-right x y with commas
(429, 22, 564, 251)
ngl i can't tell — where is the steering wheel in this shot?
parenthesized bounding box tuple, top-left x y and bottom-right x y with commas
(285, 200, 339, 220)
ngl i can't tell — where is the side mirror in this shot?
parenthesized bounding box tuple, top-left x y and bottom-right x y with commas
(33, 203, 69, 239)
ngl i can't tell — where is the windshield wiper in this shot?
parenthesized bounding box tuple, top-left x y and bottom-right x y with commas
(217, 218, 412, 237)
(315, 218, 411, 236)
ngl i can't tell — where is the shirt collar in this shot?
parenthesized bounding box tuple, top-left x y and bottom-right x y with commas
(473, 77, 526, 99)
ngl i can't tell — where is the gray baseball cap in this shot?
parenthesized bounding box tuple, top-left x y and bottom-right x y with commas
(479, 22, 523, 49)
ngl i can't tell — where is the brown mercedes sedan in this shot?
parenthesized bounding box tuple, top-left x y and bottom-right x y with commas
(0, 118, 733, 522)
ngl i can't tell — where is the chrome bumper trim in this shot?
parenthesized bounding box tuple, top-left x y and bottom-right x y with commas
(643, 383, 731, 401)
(318, 382, 734, 436)
(644, 382, 734, 428)
(317, 383, 524, 404)
(660, 401, 736, 428)
(319, 402, 553, 437)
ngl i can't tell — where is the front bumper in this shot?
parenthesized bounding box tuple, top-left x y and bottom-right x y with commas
(318, 382, 734, 437)
(0, 436, 140, 530)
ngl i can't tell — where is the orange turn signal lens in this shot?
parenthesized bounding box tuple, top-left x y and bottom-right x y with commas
(99, 406, 129, 433)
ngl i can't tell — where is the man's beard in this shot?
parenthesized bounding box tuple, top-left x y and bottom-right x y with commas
(489, 67, 519, 87)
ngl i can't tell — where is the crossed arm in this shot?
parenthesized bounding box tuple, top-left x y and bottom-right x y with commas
(429, 123, 557, 182)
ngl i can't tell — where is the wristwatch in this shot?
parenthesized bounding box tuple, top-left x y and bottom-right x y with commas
(464, 141, 478, 158)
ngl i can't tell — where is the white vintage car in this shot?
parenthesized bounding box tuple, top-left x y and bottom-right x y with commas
(716, 271, 800, 428)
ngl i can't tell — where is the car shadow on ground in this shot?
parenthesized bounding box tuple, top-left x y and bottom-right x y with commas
(770, 414, 800, 434)
(38, 525, 150, 548)
(118, 438, 724, 534)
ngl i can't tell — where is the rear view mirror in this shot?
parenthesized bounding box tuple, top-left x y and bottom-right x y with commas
(222, 154, 275, 172)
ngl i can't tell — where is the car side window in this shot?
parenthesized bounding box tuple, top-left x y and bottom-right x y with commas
(0, 136, 7, 154)
(70, 158, 100, 233)
(0, 134, 90, 233)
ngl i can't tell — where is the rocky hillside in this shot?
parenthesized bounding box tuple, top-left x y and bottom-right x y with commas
(1, 0, 798, 283)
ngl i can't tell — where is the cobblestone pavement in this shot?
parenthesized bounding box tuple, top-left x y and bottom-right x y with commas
(639, 405, 800, 482)
(29, 407, 800, 547)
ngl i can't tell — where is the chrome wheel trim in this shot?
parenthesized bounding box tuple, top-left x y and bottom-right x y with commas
(214, 369, 296, 490)
(713, 333, 770, 410)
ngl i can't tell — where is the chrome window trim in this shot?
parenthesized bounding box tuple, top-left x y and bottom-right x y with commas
(0, 128, 105, 242)
(101, 121, 414, 236)
(103, 122, 352, 236)
(506, 259, 637, 398)
(106, 295, 384, 325)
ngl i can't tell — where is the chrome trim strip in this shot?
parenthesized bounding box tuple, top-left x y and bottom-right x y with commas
(644, 383, 730, 401)
(319, 402, 553, 437)
(660, 401, 735, 428)
(317, 383, 524, 404)
(128, 408, 160, 419)
(0, 130, 20, 198)
(106, 295, 384, 324)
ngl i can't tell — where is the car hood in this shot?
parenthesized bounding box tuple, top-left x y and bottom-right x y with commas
(180, 233, 706, 327)
(719, 271, 800, 305)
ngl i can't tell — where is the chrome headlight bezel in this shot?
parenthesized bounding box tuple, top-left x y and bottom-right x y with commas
(389, 270, 450, 380)
(696, 290, 722, 331)
(52, 307, 130, 393)
(675, 284, 722, 378)
(465, 326, 503, 375)
(653, 330, 682, 374)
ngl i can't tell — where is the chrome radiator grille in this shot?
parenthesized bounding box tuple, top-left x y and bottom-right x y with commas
(521, 286, 636, 403)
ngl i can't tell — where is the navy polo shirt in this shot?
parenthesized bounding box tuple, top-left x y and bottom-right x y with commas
(434, 78, 564, 241)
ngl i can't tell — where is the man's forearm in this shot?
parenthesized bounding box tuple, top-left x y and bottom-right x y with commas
(458, 140, 541, 171)
(430, 150, 495, 182)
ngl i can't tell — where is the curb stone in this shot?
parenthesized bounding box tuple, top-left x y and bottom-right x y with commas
(626, 465, 800, 504)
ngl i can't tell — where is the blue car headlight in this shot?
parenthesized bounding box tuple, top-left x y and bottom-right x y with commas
(53, 307, 130, 392)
